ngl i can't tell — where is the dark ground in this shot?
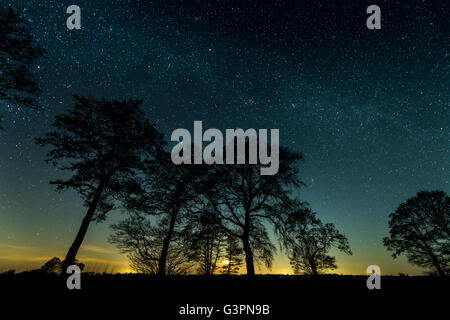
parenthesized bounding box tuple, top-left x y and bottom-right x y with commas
(1, 273, 448, 318)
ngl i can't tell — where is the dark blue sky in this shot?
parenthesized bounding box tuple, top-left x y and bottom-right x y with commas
(0, 0, 448, 274)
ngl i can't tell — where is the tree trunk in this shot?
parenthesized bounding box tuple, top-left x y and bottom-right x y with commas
(242, 236, 255, 277)
(60, 180, 106, 275)
(430, 254, 446, 277)
(311, 263, 318, 276)
(424, 243, 446, 277)
(158, 208, 178, 276)
(242, 208, 255, 277)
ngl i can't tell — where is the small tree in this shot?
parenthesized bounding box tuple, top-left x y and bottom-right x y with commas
(281, 203, 352, 275)
(184, 212, 226, 275)
(110, 214, 193, 275)
(383, 190, 449, 277)
(40, 257, 85, 274)
(111, 153, 201, 276)
(0, 7, 45, 122)
(36, 96, 164, 274)
(221, 235, 244, 275)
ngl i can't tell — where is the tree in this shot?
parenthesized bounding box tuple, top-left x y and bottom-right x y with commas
(40, 257, 85, 274)
(111, 152, 201, 276)
(36, 96, 164, 274)
(40, 257, 63, 274)
(383, 190, 450, 277)
(198, 145, 303, 276)
(281, 202, 352, 275)
(0, 7, 45, 128)
(183, 212, 226, 275)
(110, 214, 193, 275)
(221, 234, 244, 275)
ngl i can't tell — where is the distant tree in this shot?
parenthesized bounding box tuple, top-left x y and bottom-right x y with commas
(198, 145, 303, 276)
(40, 257, 62, 274)
(280, 202, 352, 275)
(36, 96, 164, 274)
(40, 257, 85, 274)
(383, 190, 450, 277)
(184, 212, 226, 275)
(220, 235, 244, 275)
(111, 153, 201, 276)
(0, 7, 45, 128)
(110, 214, 193, 275)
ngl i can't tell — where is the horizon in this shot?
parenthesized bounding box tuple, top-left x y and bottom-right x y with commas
(0, 1, 448, 280)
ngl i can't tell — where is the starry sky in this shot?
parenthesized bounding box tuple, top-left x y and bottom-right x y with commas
(0, 0, 448, 275)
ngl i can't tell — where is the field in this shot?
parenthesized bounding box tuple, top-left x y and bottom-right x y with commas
(1, 273, 447, 318)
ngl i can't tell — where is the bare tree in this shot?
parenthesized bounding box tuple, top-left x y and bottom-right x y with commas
(110, 214, 193, 275)
(36, 96, 164, 274)
(280, 202, 352, 275)
(183, 212, 226, 275)
(383, 190, 449, 277)
(221, 234, 244, 275)
(198, 145, 303, 276)
(114, 153, 202, 276)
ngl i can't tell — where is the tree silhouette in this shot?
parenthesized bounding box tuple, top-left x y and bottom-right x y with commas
(36, 96, 164, 274)
(383, 190, 449, 277)
(0, 7, 45, 128)
(40, 257, 85, 274)
(110, 213, 193, 275)
(111, 152, 201, 276)
(183, 212, 226, 275)
(198, 145, 303, 276)
(280, 202, 352, 275)
(220, 234, 244, 275)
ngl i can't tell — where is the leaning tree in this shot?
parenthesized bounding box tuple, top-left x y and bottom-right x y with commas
(198, 145, 303, 276)
(0, 7, 45, 129)
(383, 190, 449, 277)
(36, 95, 164, 274)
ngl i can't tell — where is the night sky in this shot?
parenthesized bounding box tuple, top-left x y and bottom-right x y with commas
(0, 0, 448, 275)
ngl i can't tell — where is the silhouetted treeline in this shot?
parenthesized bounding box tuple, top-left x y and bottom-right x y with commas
(35, 94, 352, 277)
(36, 93, 450, 278)
(1, 5, 443, 279)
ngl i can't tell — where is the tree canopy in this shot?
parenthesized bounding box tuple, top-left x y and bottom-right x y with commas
(383, 190, 449, 277)
(197, 144, 303, 276)
(277, 201, 352, 275)
(36, 95, 164, 273)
